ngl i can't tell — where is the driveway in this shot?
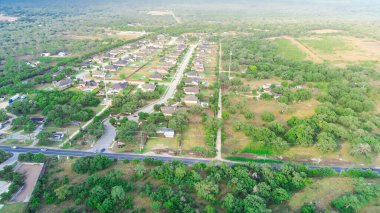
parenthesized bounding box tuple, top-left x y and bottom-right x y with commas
(88, 118, 116, 153)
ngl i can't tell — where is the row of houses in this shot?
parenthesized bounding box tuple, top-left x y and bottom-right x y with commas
(148, 38, 188, 81)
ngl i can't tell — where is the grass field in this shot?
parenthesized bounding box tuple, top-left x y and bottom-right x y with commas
(300, 35, 352, 54)
(274, 38, 306, 60)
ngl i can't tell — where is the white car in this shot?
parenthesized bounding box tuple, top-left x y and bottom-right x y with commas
(11, 146, 17, 149)
(41, 148, 47, 152)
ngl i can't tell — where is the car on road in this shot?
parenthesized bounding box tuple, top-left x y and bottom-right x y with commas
(100, 148, 106, 153)
(41, 148, 47, 151)
(11, 146, 17, 149)
(93, 150, 98, 153)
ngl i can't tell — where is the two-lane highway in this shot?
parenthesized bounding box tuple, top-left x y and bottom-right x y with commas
(2, 145, 380, 174)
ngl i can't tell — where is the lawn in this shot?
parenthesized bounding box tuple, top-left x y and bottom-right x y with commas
(300, 36, 352, 54)
(0, 202, 28, 213)
(144, 137, 179, 153)
(274, 38, 306, 60)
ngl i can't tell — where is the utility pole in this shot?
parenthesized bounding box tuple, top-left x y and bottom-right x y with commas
(139, 131, 143, 153)
(103, 75, 108, 104)
(228, 50, 232, 80)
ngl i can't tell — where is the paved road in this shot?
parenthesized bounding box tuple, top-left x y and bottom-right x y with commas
(128, 44, 197, 122)
(1, 146, 380, 174)
(215, 40, 223, 160)
(88, 118, 116, 153)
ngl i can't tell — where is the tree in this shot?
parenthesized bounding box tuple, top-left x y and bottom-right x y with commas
(168, 110, 189, 132)
(316, 132, 337, 152)
(261, 112, 275, 122)
(0, 110, 7, 122)
(301, 203, 317, 213)
(243, 195, 268, 213)
(195, 180, 219, 202)
(111, 186, 125, 200)
(272, 188, 290, 203)
(151, 201, 161, 213)
(285, 124, 315, 146)
(55, 185, 71, 201)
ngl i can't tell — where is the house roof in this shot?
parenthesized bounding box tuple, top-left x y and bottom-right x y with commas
(141, 83, 156, 91)
(150, 73, 163, 79)
(110, 82, 128, 91)
(185, 78, 200, 84)
(104, 65, 119, 70)
(184, 87, 200, 94)
(157, 127, 175, 133)
(57, 78, 73, 87)
(160, 106, 177, 115)
(183, 95, 199, 102)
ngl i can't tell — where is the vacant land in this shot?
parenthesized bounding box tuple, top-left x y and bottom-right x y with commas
(288, 177, 354, 211)
(309, 29, 343, 34)
(299, 35, 380, 63)
(0, 203, 27, 213)
(13, 163, 44, 202)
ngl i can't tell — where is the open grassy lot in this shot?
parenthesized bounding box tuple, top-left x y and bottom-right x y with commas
(182, 114, 208, 151)
(299, 35, 352, 54)
(0, 202, 28, 213)
(3, 139, 33, 147)
(273, 38, 306, 61)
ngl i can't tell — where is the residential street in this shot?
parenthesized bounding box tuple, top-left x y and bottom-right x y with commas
(128, 44, 197, 122)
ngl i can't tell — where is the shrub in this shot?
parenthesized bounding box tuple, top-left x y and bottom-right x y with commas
(261, 112, 275, 122)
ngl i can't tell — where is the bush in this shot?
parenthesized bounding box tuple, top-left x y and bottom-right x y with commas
(341, 169, 380, 178)
(306, 168, 338, 177)
(18, 152, 46, 163)
(261, 112, 275, 122)
(71, 155, 113, 174)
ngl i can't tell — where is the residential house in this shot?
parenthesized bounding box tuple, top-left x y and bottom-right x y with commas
(183, 95, 200, 106)
(150, 66, 169, 74)
(80, 80, 98, 92)
(40, 52, 51, 57)
(149, 73, 164, 81)
(160, 106, 177, 116)
(183, 87, 200, 95)
(58, 51, 68, 57)
(109, 82, 128, 94)
(156, 127, 175, 138)
(92, 71, 106, 78)
(56, 78, 73, 89)
(114, 60, 129, 67)
(104, 65, 119, 72)
(184, 78, 199, 86)
(140, 83, 156, 92)
(185, 72, 202, 79)
(30, 116, 45, 125)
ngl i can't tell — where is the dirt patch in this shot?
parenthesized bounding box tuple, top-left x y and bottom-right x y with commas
(13, 163, 44, 202)
(147, 11, 172, 16)
(309, 29, 343, 34)
(0, 15, 19, 22)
